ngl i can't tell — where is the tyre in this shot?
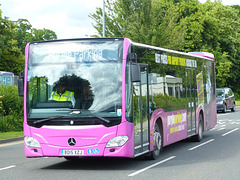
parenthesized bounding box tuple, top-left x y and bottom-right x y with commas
(147, 122, 162, 160)
(193, 113, 203, 142)
(231, 103, 236, 112)
(223, 104, 227, 113)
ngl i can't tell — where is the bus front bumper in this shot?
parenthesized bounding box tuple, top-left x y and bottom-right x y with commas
(24, 136, 134, 158)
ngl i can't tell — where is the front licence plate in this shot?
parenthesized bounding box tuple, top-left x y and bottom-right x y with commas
(61, 150, 84, 156)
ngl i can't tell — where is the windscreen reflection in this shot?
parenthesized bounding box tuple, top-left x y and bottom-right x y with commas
(27, 40, 123, 120)
(27, 62, 122, 119)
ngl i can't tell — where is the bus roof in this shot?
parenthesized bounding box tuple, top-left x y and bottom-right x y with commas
(188, 52, 215, 60)
(131, 41, 215, 61)
(27, 37, 215, 61)
(28, 37, 125, 44)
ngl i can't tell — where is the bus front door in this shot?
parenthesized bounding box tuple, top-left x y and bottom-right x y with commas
(186, 69, 196, 136)
(133, 65, 150, 157)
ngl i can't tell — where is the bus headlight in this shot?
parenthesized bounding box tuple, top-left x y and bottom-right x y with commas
(24, 136, 41, 148)
(106, 135, 129, 147)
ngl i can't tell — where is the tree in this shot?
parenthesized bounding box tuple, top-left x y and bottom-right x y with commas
(231, 5, 240, 17)
(15, 19, 57, 54)
(213, 49, 232, 87)
(0, 12, 24, 74)
(201, 1, 240, 91)
(90, 0, 240, 95)
(89, 0, 186, 50)
(0, 4, 58, 74)
(15, 19, 32, 53)
(25, 28, 57, 43)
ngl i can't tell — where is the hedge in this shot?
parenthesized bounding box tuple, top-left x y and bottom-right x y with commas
(0, 85, 23, 132)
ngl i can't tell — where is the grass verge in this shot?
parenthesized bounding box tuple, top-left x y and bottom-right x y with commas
(0, 131, 23, 140)
(236, 100, 240, 106)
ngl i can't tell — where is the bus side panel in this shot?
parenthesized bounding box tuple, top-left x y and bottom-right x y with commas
(203, 99, 217, 131)
(210, 99, 217, 129)
(150, 109, 188, 148)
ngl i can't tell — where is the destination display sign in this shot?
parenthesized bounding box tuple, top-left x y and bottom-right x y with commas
(29, 40, 123, 65)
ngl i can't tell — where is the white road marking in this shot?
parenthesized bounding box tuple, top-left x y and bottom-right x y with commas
(188, 139, 215, 151)
(217, 114, 229, 116)
(218, 128, 225, 131)
(0, 165, 16, 171)
(222, 128, 239, 137)
(128, 156, 176, 177)
(211, 124, 226, 131)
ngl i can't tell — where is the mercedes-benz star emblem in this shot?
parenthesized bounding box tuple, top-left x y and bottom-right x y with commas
(68, 138, 76, 146)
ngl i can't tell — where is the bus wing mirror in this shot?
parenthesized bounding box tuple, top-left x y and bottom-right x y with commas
(131, 64, 141, 82)
(128, 53, 137, 62)
(18, 71, 24, 97)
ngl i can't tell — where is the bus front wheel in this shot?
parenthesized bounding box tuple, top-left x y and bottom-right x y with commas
(148, 122, 162, 160)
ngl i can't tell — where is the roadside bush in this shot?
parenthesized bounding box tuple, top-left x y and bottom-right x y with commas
(0, 95, 4, 116)
(153, 93, 187, 112)
(0, 85, 23, 132)
(0, 115, 23, 132)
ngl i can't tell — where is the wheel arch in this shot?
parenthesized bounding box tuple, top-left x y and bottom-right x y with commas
(154, 117, 163, 145)
(155, 118, 163, 131)
(146, 117, 163, 160)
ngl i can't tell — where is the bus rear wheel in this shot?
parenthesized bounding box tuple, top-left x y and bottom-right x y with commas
(193, 113, 203, 142)
(148, 122, 162, 160)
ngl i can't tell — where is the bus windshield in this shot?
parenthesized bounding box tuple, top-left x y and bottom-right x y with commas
(26, 39, 123, 125)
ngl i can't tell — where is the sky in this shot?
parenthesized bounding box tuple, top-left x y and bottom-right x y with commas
(1, 0, 240, 39)
(0, 0, 103, 39)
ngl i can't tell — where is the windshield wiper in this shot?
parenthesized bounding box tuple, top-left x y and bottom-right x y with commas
(59, 109, 111, 124)
(94, 115, 110, 123)
(32, 113, 111, 126)
(56, 109, 82, 112)
(32, 116, 67, 125)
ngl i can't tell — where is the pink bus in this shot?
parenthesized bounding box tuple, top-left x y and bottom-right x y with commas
(18, 38, 217, 160)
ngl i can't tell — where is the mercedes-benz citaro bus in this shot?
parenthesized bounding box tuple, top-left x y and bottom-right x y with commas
(18, 38, 217, 160)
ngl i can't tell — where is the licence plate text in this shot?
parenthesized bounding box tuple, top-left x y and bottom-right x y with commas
(61, 150, 84, 156)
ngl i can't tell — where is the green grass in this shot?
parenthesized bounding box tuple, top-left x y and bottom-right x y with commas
(236, 100, 240, 106)
(0, 131, 23, 140)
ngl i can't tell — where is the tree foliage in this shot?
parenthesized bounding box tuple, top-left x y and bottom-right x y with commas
(90, 0, 187, 50)
(0, 5, 57, 74)
(90, 0, 240, 95)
